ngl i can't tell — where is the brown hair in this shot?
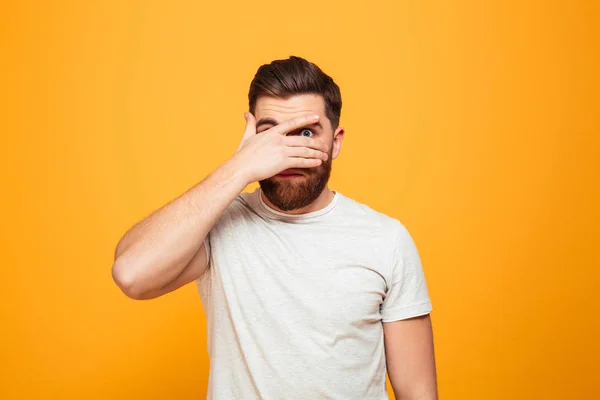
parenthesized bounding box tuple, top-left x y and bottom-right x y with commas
(248, 56, 342, 129)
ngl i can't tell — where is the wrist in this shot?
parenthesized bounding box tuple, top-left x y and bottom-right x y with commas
(222, 154, 253, 189)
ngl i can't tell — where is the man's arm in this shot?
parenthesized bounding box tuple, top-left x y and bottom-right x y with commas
(111, 158, 247, 300)
(111, 113, 328, 300)
(384, 314, 438, 400)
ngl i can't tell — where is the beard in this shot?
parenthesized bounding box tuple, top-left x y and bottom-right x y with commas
(259, 150, 333, 212)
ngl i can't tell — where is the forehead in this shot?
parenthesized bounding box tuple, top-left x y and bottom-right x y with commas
(254, 94, 326, 121)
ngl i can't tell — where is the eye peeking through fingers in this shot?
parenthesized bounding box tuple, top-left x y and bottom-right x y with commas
(289, 128, 314, 137)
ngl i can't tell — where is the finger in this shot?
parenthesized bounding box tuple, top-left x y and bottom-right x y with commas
(286, 146, 329, 161)
(242, 112, 257, 139)
(237, 112, 256, 151)
(271, 114, 320, 136)
(284, 136, 329, 152)
(285, 157, 323, 169)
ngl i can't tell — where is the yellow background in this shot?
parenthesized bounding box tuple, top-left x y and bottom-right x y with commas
(1, 1, 598, 399)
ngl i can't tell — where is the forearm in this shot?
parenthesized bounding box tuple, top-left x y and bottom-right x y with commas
(112, 156, 248, 296)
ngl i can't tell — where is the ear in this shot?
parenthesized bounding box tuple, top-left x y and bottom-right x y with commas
(331, 126, 345, 160)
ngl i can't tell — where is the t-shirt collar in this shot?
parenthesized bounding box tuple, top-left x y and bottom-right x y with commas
(254, 188, 340, 222)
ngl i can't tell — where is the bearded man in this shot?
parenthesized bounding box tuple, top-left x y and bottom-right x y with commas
(112, 56, 438, 400)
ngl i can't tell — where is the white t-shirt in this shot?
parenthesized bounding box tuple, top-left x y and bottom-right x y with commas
(197, 188, 432, 399)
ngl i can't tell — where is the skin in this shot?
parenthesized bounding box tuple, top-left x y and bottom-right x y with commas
(384, 315, 438, 399)
(112, 93, 437, 399)
(252, 94, 344, 213)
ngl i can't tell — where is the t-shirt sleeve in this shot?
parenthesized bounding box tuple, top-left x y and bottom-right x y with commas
(380, 224, 432, 322)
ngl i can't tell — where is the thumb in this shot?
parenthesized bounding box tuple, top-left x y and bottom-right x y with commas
(238, 112, 256, 151)
(243, 112, 257, 137)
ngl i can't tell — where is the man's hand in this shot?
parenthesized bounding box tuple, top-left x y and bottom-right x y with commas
(234, 112, 329, 184)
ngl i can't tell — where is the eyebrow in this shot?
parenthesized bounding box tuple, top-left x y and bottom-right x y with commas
(256, 117, 323, 131)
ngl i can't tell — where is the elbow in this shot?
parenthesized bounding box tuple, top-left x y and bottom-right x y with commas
(112, 258, 147, 300)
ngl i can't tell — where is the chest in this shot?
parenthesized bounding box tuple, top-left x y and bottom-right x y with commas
(210, 223, 392, 329)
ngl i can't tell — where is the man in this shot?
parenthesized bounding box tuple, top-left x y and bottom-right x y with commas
(112, 56, 437, 399)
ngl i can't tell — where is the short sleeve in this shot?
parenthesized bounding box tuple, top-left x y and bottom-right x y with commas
(380, 224, 432, 322)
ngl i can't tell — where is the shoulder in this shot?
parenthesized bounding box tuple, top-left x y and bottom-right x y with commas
(238, 190, 255, 207)
(337, 193, 419, 262)
(211, 190, 256, 229)
(337, 193, 407, 236)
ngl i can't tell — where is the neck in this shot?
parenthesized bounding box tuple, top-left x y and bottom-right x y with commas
(261, 187, 335, 215)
